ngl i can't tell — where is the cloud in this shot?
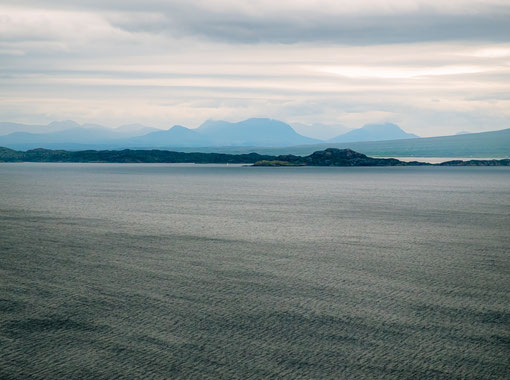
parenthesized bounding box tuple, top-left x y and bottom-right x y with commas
(0, 1, 509, 135)
(3, 0, 510, 44)
(94, 1, 510, 44)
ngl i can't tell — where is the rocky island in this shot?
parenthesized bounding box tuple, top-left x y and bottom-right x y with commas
(253, 148, 509, 166)
(254, 148, 425, 166)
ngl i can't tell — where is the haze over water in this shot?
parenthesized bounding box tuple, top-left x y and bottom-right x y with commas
(1, 164, 509, 379)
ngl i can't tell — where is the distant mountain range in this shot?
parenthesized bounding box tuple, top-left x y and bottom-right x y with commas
(126, 118, 320, 148)
(0, 118, 508, 158)
(328, 123, 418, 142)
(196, 119, 320, 146)
(195, 128, 510, 158)
(0, 120, 157, 137)
(0, 118, 416, 150)
(290, 122, 351, 140)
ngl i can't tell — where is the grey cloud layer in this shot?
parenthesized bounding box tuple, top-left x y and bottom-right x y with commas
(4, 0, 510, 44)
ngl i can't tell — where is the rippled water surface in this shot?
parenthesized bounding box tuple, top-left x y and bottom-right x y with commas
(1, 163, 509, 379)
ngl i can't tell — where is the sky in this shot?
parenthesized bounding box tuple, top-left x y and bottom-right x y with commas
(1, 0, 510, 137)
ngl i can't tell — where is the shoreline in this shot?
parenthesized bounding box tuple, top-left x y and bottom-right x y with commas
(1, 146, 509, 166)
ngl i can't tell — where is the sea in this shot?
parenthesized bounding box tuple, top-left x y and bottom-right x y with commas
(1, 163, 509, 379)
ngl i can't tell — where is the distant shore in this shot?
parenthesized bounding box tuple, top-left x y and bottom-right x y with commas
(373, 156, 509, 164)
(1, 146, 509, 167)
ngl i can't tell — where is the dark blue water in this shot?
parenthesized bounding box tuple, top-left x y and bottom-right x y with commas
(1, 164, 509, 379)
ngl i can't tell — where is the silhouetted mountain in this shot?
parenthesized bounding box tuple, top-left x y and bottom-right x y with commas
(0, 121, 163, 149)
(116, 123, 158, 135)
(291, 122, 351, 140)
(0, 120, 82, 135)
(196, 118, 320, 146)
(127, 125, 211, 147)
(0, 118, 320, 149)
(47, 120, 81, 130)
(329, 123, 418, 143)
(1, 127, 127, 145)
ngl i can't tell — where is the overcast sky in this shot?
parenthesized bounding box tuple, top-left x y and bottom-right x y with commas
(1, 0, 510, 136)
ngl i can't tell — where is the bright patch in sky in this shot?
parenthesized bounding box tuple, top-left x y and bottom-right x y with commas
(317, 65, 492, 79)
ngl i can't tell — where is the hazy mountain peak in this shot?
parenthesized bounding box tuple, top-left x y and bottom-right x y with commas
(291, 122, 351, 140)
(47, 120, 81, 129)
(329, 122, 418, 143)
(117, 123, 153, 131)
(114, 123, 159, 137)
(127, 124, 208, 147)
(169, 125, 190, 131)
(243, 117, 277, 123)
(82, 123, 108, 130)
(362, 122, 404, 132)
(195, 117, 319, 146)
(197, 119, 232, 132)
(238, 118, 291, 128)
